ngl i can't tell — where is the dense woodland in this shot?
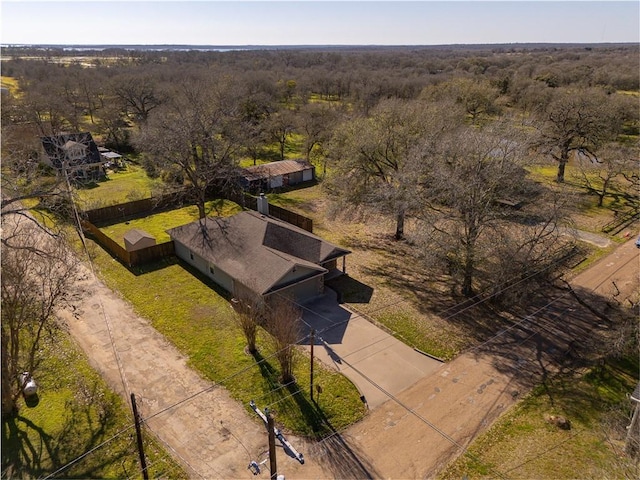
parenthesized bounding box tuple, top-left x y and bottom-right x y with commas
(2, 44, 639, 424)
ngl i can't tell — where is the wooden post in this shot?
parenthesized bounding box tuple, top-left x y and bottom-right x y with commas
(310, 329, 315, 403)
(131, 393, 149, 480)
(265, 408, 277, 480)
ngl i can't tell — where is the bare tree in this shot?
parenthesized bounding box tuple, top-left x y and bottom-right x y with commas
(264, 296, 301, 384)
(135, 78, 242, 219)
(112, 74, 164, 125)
(415, 120, 567, 298)
(296, 102, 341, 167)
(231, 287, 265, 356)
(572, 141, 639, 207)
(1, 215, 77, 416)
(327, 99, 457, 240)
(533, 88, 624, 183)
(238, 91, 274, 165)
(0, 123, 73, 233)
(267, 108, 296, 161)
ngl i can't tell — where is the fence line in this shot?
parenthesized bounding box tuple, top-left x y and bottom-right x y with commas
(81, 220, 175, 267)
(81, 189, 313, 267)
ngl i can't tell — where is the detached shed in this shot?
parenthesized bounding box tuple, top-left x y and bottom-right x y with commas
(240, 160, 315, 191)
(124, 229, 156, 252)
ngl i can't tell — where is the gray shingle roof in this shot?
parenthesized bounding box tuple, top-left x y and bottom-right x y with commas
(41, 132, 102, 170)
(166, 211, 349, 295)
(41, 132, 104, 169)
(124, 229, 155, 244)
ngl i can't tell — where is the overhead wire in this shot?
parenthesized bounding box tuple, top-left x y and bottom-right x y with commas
(43, 247, 622, 480)
(48, 243, 624, 480)
(39, 425, 135, 480)
(62, 165, 131, 397)
(143, 424, 213, 479)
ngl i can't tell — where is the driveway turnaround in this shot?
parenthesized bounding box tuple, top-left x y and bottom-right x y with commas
(299, 290, 443, 409)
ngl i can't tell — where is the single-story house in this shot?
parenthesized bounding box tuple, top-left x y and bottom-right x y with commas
(240, 159, 315, 191)
(166, 210, 349, 303)
(124, 229, 156, 252)
(41, 132, 105, 181)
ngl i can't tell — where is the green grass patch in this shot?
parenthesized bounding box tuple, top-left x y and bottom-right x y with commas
(1, 327, 186, 479)
(98, 199, 242, 245)
(526, 163, 562, 183)
(1, 75, 21, 96)
(439, 357, 639, 480)
(374, 310, 456, 361)
(75, 164, 162, 209)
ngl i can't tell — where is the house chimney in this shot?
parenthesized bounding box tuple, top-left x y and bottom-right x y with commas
(257, 193, 269, 216)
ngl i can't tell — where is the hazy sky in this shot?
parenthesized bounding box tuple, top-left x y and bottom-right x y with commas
(1, 1, 638, 46)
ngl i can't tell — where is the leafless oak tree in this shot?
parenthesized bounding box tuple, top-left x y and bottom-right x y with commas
(264, 296, 301, 384)
(134, 78, 242, 219)
(1, 215, 77, 416)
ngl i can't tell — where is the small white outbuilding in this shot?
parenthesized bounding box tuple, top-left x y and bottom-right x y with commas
(124, 229, 156, 252)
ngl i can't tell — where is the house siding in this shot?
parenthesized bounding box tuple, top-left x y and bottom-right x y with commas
(278, 266, 322, 285)
(269, 175, 284, 189)
(302, 168, 314, 182)
(270, 276, 324, 302)
(174, 241, 234, 293)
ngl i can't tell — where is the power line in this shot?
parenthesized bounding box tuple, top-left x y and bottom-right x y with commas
(313, 335, 511, 480)
(39, 425, 135, 480)
(43, 249, 623, 480)
(143, 423, 212, 479)
(62, 167, 131, 398)
(50, 187, 628, 480)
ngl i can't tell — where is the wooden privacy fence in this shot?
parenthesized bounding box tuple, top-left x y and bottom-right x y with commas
(84, 190, 312, 232)
(81, 220, 175, 268)
(80, 188, 313, 267)
(214, 191, 313, 232)
(268, 203, 313, 232)
(84, 191, 189, 224)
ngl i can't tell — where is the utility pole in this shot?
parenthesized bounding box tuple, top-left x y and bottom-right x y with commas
(131, 393, 149, 480)
(310, 329, 315, 403)
(265, 408, 277, 480)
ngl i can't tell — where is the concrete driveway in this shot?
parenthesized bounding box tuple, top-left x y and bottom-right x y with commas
(298, 289, 443, 409)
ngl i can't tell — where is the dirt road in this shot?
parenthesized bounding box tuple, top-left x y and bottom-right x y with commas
(331, 236, 639, 479)
(571, 235, 639, 303)
(57, 264, 274, 479)
(56, 237, 638, 479)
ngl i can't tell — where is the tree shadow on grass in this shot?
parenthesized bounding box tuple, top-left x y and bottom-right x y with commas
(284, 382, 324, 437)
(1, 380, 128, 479)
(250, 351, 378, 478)
(2, 414, 57, 479)
(252, 350, 281, 392)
